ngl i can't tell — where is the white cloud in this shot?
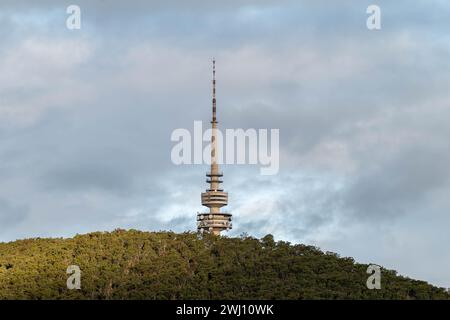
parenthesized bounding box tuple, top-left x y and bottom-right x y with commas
(0, 37, 94, 127)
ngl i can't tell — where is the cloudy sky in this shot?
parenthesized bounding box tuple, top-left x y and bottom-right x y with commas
(0, 0, 449, 287)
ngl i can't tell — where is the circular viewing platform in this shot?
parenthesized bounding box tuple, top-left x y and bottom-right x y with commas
(201, 191, 228, 207)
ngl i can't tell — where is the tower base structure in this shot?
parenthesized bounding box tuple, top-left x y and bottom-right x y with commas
(197, 213, 232, 235)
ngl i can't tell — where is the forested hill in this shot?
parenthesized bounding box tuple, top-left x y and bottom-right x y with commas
(0, 229, 447, 300)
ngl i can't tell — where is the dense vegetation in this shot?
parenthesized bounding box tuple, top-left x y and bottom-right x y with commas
(0, 229, 447, 300)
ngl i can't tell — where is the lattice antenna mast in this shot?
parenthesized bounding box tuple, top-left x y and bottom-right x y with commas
(212, 59, 217, 124)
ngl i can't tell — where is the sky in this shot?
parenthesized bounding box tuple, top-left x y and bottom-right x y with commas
(0, 0, 449, 288)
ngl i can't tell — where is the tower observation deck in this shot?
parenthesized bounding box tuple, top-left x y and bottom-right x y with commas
(197, 60, 232, 235)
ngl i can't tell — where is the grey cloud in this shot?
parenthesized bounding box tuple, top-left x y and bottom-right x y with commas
(0, 0, 450, 287)
(343, 144, 450, 220)
(0, 198, 28, 232)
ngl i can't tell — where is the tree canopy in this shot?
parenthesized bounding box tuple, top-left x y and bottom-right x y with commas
(0, 229, 447, 300)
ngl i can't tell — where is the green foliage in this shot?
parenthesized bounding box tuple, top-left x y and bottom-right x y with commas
(0, 230, 447, 300)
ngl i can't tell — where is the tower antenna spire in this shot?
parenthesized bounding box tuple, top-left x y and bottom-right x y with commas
(212, 58, 217, 123)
